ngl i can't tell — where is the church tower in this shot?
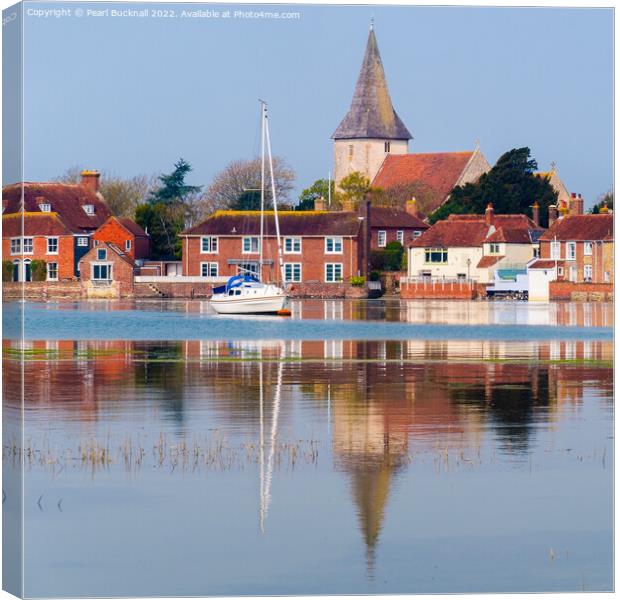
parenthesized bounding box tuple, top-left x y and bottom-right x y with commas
(332, 24, 412, 185)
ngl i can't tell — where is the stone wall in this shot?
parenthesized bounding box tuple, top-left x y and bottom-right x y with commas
(2, 281, 82, 300)
(288, 282, 368, 299)
(549, 281, 613, 301)
(133, 282, 214, 298)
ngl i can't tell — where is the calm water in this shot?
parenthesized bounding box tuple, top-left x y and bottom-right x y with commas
(2, 300, 614, 597)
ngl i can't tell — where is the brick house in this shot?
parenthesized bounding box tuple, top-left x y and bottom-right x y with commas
(530, 213, 613, 285)
(2, 171, 111, 281)
(367, 202, 428, 249)
(78, 242, 137, 298)
(180, 207, 370, 285)
(93, 216, 150, 262)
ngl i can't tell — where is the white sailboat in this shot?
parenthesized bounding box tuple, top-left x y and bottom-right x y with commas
(210, 100, 287, 315)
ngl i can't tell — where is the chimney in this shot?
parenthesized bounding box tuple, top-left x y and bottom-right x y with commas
(548, 204, 559, 227)
(314, 196, 327, 211)
(532, 201, 540, 227)
(81, 170, 101, 194)
(485, 203, 494, 226)
(559, 199, 569, 216)
(573, 193, 584, 215)
(406, 196, 418, 217)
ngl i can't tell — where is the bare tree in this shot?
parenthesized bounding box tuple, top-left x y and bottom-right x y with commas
(202, 157, 296, 212)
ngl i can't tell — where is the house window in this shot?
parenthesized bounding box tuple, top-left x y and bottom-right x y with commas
(325, 263, 343, 282)
(533, 247, 540, 258)
(39, 203, 51, 212)
(10, 238, 21, 254)
(92, 264, 111, 280)
(325, 237, 343, 254)
(377, 230, 387, 247)
(23, 238, 33, 254)
(83, 204, 95, 215)
(284, 263, 302, 282)
(242, 237, 259, 253)
(566, 241, 576, 261)
(284, 237, 301, 253)
(46, 262, 58, 281)
(584, 241, 593, 256)
(125, 240, 131, 251)
(94, 240, 99, 246)
(77, 237, 89, 247)
(201, 236, 218, 253)
(557, 267, 564, 277)
(413, 230, 422, 238)
(384, 141, 391, 153)
(604, 271, 610, 283)
(551, 241, 561, 259)
(97, 249, 107, 260)
(569, 266, 577, 282)
(489, 243, 500, 254)
(47, 237, 59, 254)
(584, 265, 593, 282)
(201, 262, 218, 277)
(396, 230, 404, 244)
(424, 248, 448, 263)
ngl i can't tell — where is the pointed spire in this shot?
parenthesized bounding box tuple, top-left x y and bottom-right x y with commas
(333, 27, 411, 141)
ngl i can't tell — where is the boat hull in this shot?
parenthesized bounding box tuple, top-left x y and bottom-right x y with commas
(210, 293, 287, 314)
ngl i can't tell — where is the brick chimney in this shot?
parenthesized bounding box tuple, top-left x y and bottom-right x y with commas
(406, 197, 418, 217)
(569, 192, 584, 215)
(548, 204, 559, 226)
(81, 170, 101, 194)
(532, 201, 540, 227)
(485, 203, 494, 226)
(314, 196, 327, 211)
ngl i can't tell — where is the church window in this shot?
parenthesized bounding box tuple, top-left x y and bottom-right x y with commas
(348, 145, 354, 160)
(384, 141, 391, 153)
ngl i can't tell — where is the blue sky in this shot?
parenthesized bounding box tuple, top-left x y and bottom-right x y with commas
(17, 2, 613, 207)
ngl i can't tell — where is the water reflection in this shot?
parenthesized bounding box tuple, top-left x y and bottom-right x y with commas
(3, 337, 613, 595)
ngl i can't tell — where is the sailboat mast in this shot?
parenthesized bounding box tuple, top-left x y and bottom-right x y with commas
(259, 101, 266, 282)
(264, 105, 286, 285)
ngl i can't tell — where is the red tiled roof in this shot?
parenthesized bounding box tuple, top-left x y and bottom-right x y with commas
(2, 212, 72, 237)
(2, 182, 111, 233)
(409, 219, 490, 248)
(448, 214, 541, 229)
(540, 214, 613, 242)
(117, 217, 148, 237)
(486, 227, 533, 244)
(372, 152, 474, 214)
(182, 211, 362, 237)
(370, 206, 428, 229)
(529, 259, 565, 269)
(477, 255, 504, 268)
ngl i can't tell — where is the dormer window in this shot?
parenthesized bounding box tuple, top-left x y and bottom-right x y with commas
(83, 204, 95, 215)
(39, 203, 51, 212)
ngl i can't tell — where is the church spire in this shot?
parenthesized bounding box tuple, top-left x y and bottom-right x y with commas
(332, 27, 411, 141)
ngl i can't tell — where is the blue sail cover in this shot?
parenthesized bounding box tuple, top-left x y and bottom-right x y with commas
(212, 274, 260, 295)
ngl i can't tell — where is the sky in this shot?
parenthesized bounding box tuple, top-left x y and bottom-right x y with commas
(8, 2, 615, 207)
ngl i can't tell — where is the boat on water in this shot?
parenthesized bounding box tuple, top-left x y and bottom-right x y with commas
(210, 100, 288, 315)
(210, 274, 286, 314)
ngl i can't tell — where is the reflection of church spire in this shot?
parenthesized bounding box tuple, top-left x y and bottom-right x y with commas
(350, 460, 394, 575)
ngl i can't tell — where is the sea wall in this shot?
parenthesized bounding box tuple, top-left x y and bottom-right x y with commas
(549, 282, 614, 302)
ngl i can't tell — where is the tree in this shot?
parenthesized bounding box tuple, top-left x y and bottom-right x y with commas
(428, 147, 558, 226)
(297, 179, 341, 210)
(372, 180, 437, 216)
(135, 159, 202, 259)
(135, 203, 185, 260)
(339, 172, 371, 206)
(590, 191, 614, 214)
(203, 157, 295, 211)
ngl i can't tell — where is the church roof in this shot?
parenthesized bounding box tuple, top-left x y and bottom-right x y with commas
(332, 28, 411, 141)
(372, 151, 476, 215)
